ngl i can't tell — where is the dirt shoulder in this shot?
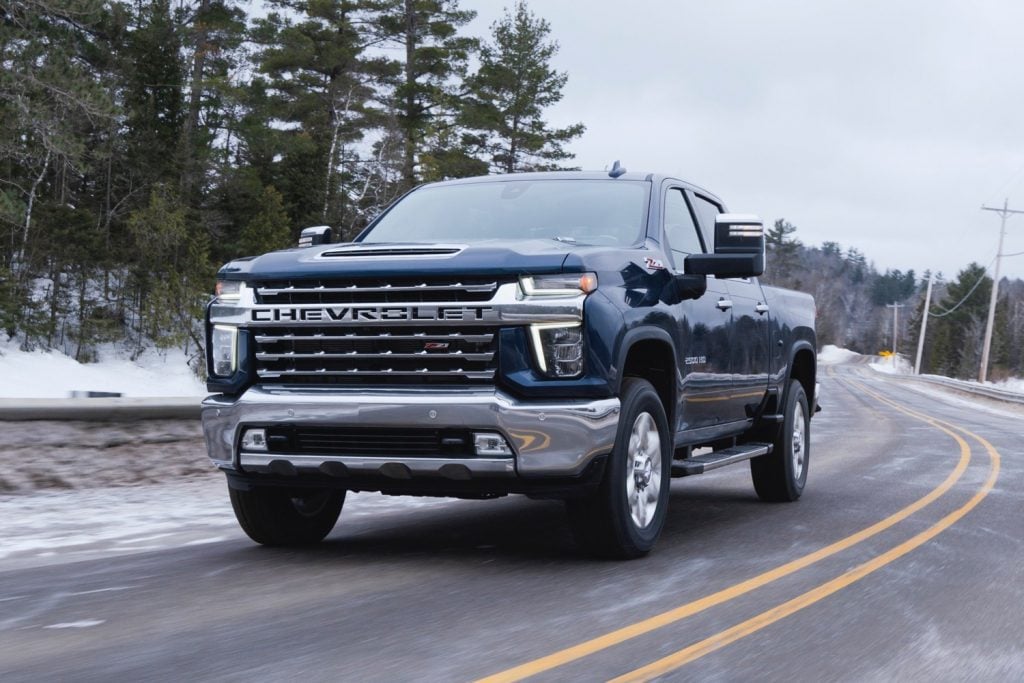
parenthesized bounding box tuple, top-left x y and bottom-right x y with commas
(1, 419, 216, 494)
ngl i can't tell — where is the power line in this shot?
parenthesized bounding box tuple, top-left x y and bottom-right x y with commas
(926, 255, 995, 318)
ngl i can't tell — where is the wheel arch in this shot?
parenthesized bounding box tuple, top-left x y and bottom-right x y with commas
(615, 327, 678, 429)
(788, 341, 817, 412)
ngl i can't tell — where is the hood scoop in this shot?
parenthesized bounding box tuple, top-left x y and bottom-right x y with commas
(320, 245, 463, 259)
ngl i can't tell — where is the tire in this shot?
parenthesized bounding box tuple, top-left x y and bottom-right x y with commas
(229, 486, 345, 546)
(567, 377, 672, 559)
(751, 379, 809, 502)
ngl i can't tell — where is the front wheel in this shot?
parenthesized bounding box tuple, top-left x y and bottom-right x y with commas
(751, 379, 809, 502)
(567, 377, 672, 559)
(229, 486, 345, 546)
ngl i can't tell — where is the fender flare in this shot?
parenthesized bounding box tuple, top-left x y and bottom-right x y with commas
(785, 338, 818, 407)
(613, 327, 679, 428)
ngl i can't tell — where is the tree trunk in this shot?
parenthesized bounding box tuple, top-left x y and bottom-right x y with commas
(19, 147, 51, 270)
(402, 0, 417, 188)
(180, 0, 210, 196)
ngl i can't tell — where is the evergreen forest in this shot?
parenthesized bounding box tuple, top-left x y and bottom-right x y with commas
(1, 0, 583, 369)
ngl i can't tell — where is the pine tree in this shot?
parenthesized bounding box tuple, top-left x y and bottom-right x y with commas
(766, 218, 800, 281)
(250, 0, 383, 230)
(463, 1, 583, 174)
(376, 0, 477, 189)
(122, 0, 185, 186)
(126, 186, 211, 356)
(237, 185, 292, 256)
(928, 263, 990, 379)
(178, 0, 248, 199)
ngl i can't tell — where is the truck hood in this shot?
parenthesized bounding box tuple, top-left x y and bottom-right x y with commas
(218, 240, 597, 280)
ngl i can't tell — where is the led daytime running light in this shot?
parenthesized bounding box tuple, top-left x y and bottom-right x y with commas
(529, 322, 583, 376)
(519, 272, 597, 297)
(215, 280, 243, 301)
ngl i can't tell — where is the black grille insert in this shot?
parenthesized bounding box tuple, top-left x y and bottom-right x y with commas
(263, 427, 474, 457)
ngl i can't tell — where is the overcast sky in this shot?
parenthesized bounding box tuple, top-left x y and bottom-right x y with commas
(467, 0, 1024, 281)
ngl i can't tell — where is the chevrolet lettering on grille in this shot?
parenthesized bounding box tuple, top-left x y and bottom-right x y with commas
(251, 305, 497, 323)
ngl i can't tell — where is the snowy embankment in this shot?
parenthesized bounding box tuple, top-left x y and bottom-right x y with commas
(819, 340, 1024, 395)
(0, 339, 205, 398)
(817, 344, 861, 364)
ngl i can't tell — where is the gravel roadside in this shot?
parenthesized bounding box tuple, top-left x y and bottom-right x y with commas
(1, 419, 214, 494)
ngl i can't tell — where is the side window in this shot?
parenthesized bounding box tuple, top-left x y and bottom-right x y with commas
(663, 188, 704, 265)
(691, 194, 723, 250)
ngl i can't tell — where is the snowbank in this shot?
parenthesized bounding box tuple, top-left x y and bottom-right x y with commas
(870, 354, 914, 375)
(818, 345, 860, 364)
(0, 341, 205, 398)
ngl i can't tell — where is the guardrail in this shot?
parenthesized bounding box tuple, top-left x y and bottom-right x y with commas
(899, 373, 1024, 405)
(0, 397, 202, 421)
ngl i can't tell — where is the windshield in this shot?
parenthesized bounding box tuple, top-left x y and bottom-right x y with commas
(360, 179, 649, 247)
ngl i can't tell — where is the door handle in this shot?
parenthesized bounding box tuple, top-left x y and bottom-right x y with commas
(755, 303, 769, 315)
(716, 298, 733, 311)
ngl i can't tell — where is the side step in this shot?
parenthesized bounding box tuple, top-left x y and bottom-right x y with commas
(671, 443, 772, 477)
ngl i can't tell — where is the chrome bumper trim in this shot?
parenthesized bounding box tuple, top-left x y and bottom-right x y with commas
(202, 387, 620, 477)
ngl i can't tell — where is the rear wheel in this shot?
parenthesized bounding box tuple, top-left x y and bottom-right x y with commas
(751, 379, 809, 502)
(229, 486, 345, 546)
(568, 377, 672, 559)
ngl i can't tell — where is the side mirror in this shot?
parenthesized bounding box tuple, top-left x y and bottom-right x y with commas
(684, 214, 765, 278)
(298, 225, 333, 248)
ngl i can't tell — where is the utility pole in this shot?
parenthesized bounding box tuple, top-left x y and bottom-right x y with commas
(887, 302, 905, 369)
(914, 273, 934, 375)
(979, 199, 1024, 382)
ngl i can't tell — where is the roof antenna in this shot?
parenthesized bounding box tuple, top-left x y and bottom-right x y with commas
(608, 160, 627, 178)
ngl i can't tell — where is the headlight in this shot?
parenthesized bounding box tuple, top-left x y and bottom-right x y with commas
(210, 325, 238, 377)
(519, 273, 597, 297)
(529, 323, 584, 378)
(214, 280, 244, 302)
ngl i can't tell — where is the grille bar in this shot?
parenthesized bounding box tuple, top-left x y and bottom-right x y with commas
(254, 332, 495, 343)
(257, 282, 496, 296)
(259, 368, 496, 380)
(253, 277, 503, 305)
(256, 351, 495, 361)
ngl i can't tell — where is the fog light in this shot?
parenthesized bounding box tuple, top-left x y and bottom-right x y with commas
(473, 432, 513, 456)
(211, 325, 237, 377)
(241, 428, 267, 452)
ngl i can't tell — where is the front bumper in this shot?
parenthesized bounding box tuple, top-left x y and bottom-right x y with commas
(201, 386, 620, 480)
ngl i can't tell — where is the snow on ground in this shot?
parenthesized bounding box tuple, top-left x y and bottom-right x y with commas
(818, 345, 860, 364)
(0, 339, 205, 398)
(870, 354, 914, 375)
(0, 478, 461, 568)
(894, 381, 1024, 420)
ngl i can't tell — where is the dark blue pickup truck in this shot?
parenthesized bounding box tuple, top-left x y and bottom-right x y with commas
(202, 169, 817, 558)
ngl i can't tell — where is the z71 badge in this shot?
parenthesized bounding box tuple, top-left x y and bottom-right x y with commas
(644, 256, 665, 271)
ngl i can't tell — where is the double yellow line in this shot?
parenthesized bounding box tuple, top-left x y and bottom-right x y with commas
(480, 376, 1001, 682)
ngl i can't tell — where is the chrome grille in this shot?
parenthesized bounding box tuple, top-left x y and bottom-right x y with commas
(254, 326, 498, 385)
(255, 278, 499, 305)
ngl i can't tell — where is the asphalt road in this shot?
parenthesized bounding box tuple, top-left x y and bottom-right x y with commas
(2, 362, 1022, 681)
